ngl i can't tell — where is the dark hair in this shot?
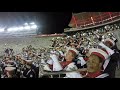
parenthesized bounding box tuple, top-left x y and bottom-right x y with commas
(115, 39, 118, 43)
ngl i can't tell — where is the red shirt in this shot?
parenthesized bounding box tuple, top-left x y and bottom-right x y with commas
(85, 71, 102, 78)
(49, 61, 72, 70)
(84, 58, 88, 61)
(60, 61, 72, 68)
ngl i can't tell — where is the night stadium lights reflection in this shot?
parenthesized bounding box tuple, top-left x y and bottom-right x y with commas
(24, 26, 31, 30)
(24, 23, 29, 26)
(31, 25, 37, 29)
(0, 28, 4, 32)
(0, 22, 38, 32)
(30, 22, 35, 25)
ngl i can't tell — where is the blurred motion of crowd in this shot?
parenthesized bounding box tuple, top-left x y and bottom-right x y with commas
(1, 23, 120, 78)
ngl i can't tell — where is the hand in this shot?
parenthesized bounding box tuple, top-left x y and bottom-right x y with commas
(76, 45, 80, 49)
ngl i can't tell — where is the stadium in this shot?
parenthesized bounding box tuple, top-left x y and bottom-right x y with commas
(0, 12, 120, 78)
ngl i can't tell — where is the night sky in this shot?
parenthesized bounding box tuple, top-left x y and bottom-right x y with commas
(0, 12, 72, 34)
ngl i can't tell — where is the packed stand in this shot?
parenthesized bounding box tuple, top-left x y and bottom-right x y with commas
(0, 23, 120, 78)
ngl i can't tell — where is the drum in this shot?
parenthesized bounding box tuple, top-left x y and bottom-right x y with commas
(5, 67, 16, 78)
(6, 64, 14, 67)
(5, 67, 16, 72)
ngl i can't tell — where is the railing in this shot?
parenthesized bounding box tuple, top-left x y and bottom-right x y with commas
(69, 12, 120, 28)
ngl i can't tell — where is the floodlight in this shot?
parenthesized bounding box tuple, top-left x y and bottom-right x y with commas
(8, 27, 18, 32)
(30, 25, 37, 29)
(24, 26, 31, 30)
(24, 23, 28, 26)
(30, 22, 35, 25)
(18, 27, 24, 30)
(0, 28, 4, 32)
(7, 28, 13, 32)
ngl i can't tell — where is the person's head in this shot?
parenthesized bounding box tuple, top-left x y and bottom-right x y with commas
(5, 57, 10, 61)
(22, 47, 26, 52)
(16, 54, 21, 60)
(87, 48, 108, 73)
(87, 54, 103, 73)
(104, 38, 115, 48)
(65, 48, 78, 61)
(70, 43, 76, 48)
(69, 39, 72, 42)
(26, 63, 32, 69)
(25, 60, 33, 68)
(20, 59, 25, 65)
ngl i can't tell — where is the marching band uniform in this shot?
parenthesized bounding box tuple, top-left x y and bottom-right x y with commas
(23, 67, 37, 78)
(48, 47, 82, 78)
(22, 60, 38, 78)
(84, 48, 110, 78)
(99, 39, 119, 78)
(63, 62, 82, 78)
(74, 56, 87, 69)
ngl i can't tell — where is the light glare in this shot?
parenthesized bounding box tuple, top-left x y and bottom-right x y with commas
(24, 23, 28, 26)
(1, 22, 38, 33)
(24, 26, 31, 30)
(30, 22, 35, 25)
(0, 28, 4, 32)
(18, 27, 24, 30)
(31, 25, 37, 29)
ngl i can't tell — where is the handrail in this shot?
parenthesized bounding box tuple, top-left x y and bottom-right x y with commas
(69, 12, 120, 28)
(65, 17, 120, 33)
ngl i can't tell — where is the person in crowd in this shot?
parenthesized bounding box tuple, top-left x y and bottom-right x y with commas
(44, 47, 82, 78)
(83, 48, 109, 78)
(99, 38, 120, 78)
(1, 22, 120, 78)
(22, 59, 38, 78)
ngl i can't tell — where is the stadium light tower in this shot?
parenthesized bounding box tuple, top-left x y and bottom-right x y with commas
(5, 22, 38, 33)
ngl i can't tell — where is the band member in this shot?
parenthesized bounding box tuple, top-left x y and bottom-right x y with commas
(5, 57, 16, 67)
(104, 38, 115, 49)
(99, 38, 119, 78)
(83, 48, 109, 78)
(46, 47, 82, 78)
(4, 48, 10, 57)
(22, 60, 38, 78)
